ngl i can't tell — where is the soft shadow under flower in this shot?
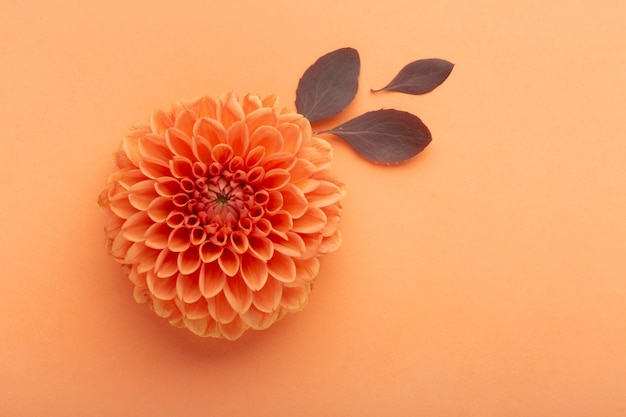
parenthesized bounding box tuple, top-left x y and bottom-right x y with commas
(99, 92, 344, 340)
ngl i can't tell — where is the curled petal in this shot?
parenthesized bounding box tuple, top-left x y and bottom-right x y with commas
(293, 257, 320, 283)
(144, 222, 171, 249)
(139, 134, 172, 162)
(199, 241, 223, 263)
(211, 143, 234, 165)
(154, 177, 181, 198)
(272, 231, 306, 258)
(218, 247, 240, 277)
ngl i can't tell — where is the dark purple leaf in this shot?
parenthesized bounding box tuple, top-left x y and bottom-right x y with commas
(296, 47, 360, 123)
(371, 58, 454, 95)
(323, 109, 432, 164)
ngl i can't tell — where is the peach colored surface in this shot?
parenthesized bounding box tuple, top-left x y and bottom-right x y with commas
(1, 1, 625, 416)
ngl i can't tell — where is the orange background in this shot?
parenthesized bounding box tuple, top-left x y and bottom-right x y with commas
(2, 1, 625, 416)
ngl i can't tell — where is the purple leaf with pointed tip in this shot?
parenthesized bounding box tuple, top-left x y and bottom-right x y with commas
(324, 109, 432, 164)
(371, 58, 454, 95)
(296, 47, 360, 123)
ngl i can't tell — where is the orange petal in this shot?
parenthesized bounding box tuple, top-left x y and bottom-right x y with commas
(199, 241, 223, 263)
(227, 120, 249, 156)
(250, 125, 283, 154)
(193, 117, 227, 148)
(223, 274, 253, 314)
(218, 247, 240, 277)
(146, 270, 177, 301)
(174, 110, 197, 137)
(242, 93, 263, 113)
(229, 230, 249, 254)
(109, 191, 136, 219)
(293, 257, 320, 283)
(277, 122, 303, 154)
(139, 157, 170, 179)
(167, 227, 190, 252)
(122, 211, 152, 242)
(154, 249, 179, 278)
(152, 298, 179, 319)
(165, 127, 194, 159)
(111, 232, 132, 259)
(207, 291, 237, 323)
(150, 108, 174, 135)
(191, 134, 214, 164)
(154, 177, 180, 197)
(144, 223, 172, 249)
(177, 247, 201, 274)
(139, 134, 172, 162)
(211, 143, 233, 165)
(245, 107, 278, 135)
(199, 262, 226, 298)
(265, 191, 283, 215)
(245, 146, 265, 168)
(267, 251, 296, 283)
(122, 126, 150, 167)
(261, 152, 296, 171)
(247, 236, 274, 261)
(181, 297, 210, 320)
(291, 206, 327, 234)
(218, 316, 248, 341)
(128, 180, 158, 211)
(240, 252, 268, 291)
(299, 232, 323, 259)
(169, 156, 193, 179)
(305, 180, 343, 207)
(251, 276, 283, 313)
(281, 184, 308, 219)
(241, 305, 280, 330)
(280, 283, 311, 312)
(184, 95, 219, 119)
(262, 169, 291, 191)
(318, 231, 343, 254)
(271, 231, 305, 258)
(220, 91, 245, 130)
(268, 211, 292, 238)
(176, 272, 202, 303)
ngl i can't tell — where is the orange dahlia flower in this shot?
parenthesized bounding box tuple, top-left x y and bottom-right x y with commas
(99, 92, 344, 340)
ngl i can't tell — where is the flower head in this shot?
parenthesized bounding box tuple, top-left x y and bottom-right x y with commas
(99, 92, 344, 340)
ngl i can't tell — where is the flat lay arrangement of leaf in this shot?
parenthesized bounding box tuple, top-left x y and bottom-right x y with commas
(297, 48, 452, 164)
(295, 47, 360, 123)
(371, 58, 454, 95)
(321, 110, 431, 164)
